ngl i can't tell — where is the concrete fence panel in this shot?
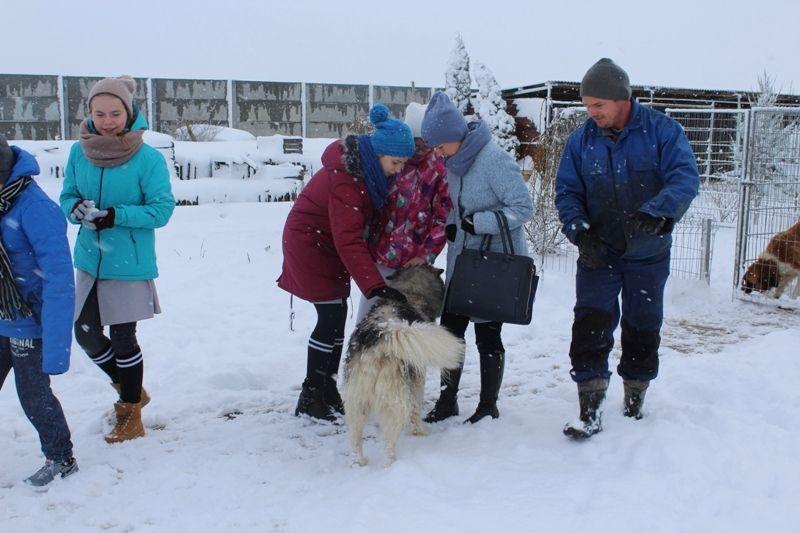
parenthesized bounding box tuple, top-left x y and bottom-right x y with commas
(233, 81, 302, 136)
(153, 78, 229, 135)
(0, 74, 60, 140)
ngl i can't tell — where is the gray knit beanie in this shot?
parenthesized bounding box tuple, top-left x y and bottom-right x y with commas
(580, 58, 631, 101)
(421, 92, 468, 147)
(88, 76, 136, 116)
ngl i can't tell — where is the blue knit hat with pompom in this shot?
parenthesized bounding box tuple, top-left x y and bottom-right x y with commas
(368, 104, 415, 158)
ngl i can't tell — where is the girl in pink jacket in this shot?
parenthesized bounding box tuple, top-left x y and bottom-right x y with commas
(356, 102, 453, 322)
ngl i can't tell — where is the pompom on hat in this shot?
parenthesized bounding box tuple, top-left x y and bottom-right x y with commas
(368, 104, 415, 158)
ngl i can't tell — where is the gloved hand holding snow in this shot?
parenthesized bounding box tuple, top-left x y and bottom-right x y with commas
(72, 199, 97, 221)
(83, 207, 105, 222)
(82, 208, 115, 231)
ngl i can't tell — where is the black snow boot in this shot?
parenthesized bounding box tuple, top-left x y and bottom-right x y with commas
(623, 379, 649, 420)
(563, 378, 609, 440)
(424, 364, 463, 423)
(324, 342, 345, 415)
(465, 351, 505, 424)
(295, 379, 337, 422)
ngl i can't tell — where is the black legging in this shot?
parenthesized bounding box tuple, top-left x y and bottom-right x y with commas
(74, 283, 142, 403)
(304, 300, 348, 388)
(441, 311, 504, 355)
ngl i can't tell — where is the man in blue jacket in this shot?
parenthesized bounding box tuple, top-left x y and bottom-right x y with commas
(555, 59, 699, 439)
(0, 135, 78, 486)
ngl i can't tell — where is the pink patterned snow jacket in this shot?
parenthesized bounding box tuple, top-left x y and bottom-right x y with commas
(368, 150, 452, 268)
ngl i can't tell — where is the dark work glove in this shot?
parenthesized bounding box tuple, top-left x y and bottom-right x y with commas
(0, 135, 14, 186)
(631, 211, 671, 236)
(368, 286, 407, 304)
(83, 207, 115, 231)
(445, 224, 457, 242)
(460, 215, 476, 235)
(575, 230, 607, 269)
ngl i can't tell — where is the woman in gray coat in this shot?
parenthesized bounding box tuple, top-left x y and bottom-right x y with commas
(421, 92, 533, 423)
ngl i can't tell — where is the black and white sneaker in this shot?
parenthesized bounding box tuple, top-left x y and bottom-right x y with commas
(24, 457, 78, 488)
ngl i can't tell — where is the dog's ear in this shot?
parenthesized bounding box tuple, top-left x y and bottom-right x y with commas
(434, 267, 445, 276)
(386, 271, 398, 281)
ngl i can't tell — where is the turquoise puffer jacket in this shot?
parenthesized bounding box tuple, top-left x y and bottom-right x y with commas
(60, 113, 175, 280)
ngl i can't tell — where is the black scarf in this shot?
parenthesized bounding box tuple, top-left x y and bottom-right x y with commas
(0, 177, 34, 320)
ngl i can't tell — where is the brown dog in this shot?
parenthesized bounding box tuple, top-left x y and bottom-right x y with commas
(742, 219, 800, 298)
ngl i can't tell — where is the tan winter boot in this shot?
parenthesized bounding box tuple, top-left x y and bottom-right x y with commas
(111, 383, 151, 407)
(105, 401, 145, 444)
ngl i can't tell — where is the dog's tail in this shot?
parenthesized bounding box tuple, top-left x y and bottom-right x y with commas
(377, 320, 464, 372)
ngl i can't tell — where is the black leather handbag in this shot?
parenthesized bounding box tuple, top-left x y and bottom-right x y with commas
(445, 211, 538, 325)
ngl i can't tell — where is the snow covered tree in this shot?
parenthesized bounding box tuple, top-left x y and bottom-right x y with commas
(473, 62, 519, 156)
(444, 34, 472, 114)
(749, 71, 791, 182)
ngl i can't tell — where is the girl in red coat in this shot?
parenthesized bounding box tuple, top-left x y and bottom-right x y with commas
(278, 104, 415, 421)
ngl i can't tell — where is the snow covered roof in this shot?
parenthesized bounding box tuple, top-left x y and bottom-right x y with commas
(503, 81, 800, 109)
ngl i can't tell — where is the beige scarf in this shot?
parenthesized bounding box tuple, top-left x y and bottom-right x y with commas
(79, 120, 144, 167)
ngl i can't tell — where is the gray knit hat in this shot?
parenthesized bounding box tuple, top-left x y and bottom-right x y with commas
(580, 58, 631, 101)
(88, 76, 136, 116)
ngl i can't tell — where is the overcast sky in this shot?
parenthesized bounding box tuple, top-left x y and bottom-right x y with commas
(7, 0, 798, 93)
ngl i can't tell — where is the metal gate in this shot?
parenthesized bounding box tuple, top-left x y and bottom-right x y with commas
(666, 108, 748, 226)
(734, 106, 800, 306)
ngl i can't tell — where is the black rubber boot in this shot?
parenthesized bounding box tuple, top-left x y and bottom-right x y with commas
(324, 343, 345, 415)
(623, 379, 649, 419)
(563, 378, 609, 439)
(465, 351, 505, 424)
(295, 379, 337, 422)
(296, 346, 336, 422)
(424, 364, 463, 423)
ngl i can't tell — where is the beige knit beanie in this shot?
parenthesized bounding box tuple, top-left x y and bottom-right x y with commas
(88, 76, 136, 116)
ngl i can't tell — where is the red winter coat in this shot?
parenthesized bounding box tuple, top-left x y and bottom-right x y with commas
(277, 139, 386, 302)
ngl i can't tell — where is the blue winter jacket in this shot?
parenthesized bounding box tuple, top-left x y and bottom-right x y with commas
(555, 99, 699, 260)
(60, 112, 174, 280)
(0, 147, 75, 374)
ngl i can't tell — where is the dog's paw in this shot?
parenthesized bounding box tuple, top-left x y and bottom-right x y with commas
(410, 423, 431, 436)
(352, 455, 369, 467)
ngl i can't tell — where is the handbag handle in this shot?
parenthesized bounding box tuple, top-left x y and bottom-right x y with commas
(461, 210, 516, 255)
(491, 210, 515, 255)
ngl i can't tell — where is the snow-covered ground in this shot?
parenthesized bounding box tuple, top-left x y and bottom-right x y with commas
(1, 198, 799, 532)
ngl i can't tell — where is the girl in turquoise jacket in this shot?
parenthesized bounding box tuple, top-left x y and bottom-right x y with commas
(60, 76, 174, 444)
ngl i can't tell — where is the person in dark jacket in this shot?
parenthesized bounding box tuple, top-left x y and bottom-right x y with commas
(0, 136, 78, 487)
(60, 76, 175, 444)
(278, 104, 415, 422)
(555, 58, 699, 439)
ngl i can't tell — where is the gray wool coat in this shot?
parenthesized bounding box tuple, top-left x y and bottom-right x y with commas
(444, 141, 534, 302)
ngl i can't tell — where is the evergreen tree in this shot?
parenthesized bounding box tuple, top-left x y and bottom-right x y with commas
(473, 62, 519, 156)
(444, 34, 472, 114)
